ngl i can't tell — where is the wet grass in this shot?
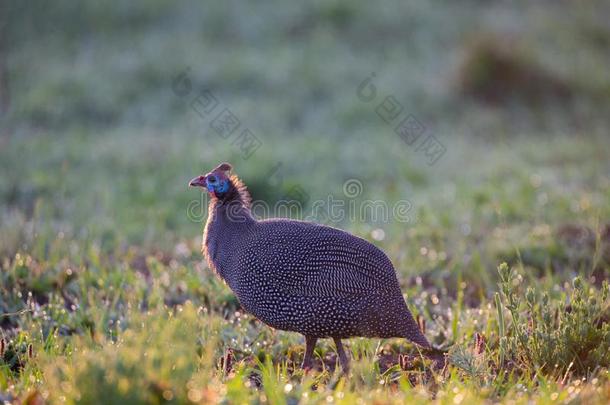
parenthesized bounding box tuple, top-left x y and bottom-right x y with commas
(1, 0, 610, 403)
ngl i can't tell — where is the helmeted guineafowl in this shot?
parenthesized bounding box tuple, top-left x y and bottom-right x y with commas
(189, 162, 431, 372)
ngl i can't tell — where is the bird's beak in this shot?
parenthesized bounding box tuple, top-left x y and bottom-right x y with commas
(189, 175, 206, 188)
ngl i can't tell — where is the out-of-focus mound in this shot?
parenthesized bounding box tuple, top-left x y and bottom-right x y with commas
(455, 35, 574, 106)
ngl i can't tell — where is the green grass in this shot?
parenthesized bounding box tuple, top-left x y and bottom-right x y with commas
(1, 0, 610, 403)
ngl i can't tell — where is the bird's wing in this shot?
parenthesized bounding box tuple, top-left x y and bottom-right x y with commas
(245, 220, 401, 298)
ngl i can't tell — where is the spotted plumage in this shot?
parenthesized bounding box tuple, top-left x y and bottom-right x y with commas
(189, 163, 431, 372)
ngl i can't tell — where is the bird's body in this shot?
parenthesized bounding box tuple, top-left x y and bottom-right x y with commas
(191, 163, 431, 372)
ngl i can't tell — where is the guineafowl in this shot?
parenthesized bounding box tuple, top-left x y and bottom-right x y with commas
(189, 162, 432, 372)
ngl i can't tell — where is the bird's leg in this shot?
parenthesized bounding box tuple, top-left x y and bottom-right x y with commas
(333, 338, 350, 374)
(302, 335, 317, 371)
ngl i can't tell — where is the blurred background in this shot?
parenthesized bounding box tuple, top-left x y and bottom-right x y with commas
(1, 2, 610, 402)
(1, 0, 609, 291)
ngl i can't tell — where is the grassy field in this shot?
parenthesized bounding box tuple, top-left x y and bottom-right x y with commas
(1, 1, 610, 403)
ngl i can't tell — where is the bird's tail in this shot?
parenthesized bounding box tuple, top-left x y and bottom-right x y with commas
(403, 305, 432, 349)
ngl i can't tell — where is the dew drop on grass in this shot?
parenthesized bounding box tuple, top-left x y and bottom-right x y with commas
(453, 393, 464, 404)
(371, 229, 385, 241)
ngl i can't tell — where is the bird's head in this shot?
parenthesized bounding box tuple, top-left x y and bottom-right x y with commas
(189, 162, 234, 198)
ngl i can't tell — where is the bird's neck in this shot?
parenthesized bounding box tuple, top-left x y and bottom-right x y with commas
(203, 192, 255, 285)
(208, 198, 256, 224)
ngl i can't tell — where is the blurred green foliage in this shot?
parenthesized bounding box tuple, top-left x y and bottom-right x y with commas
(1, 0, 610, 403)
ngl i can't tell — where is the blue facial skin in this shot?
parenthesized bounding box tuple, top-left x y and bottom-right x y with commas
(207, 179, 229, 194)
